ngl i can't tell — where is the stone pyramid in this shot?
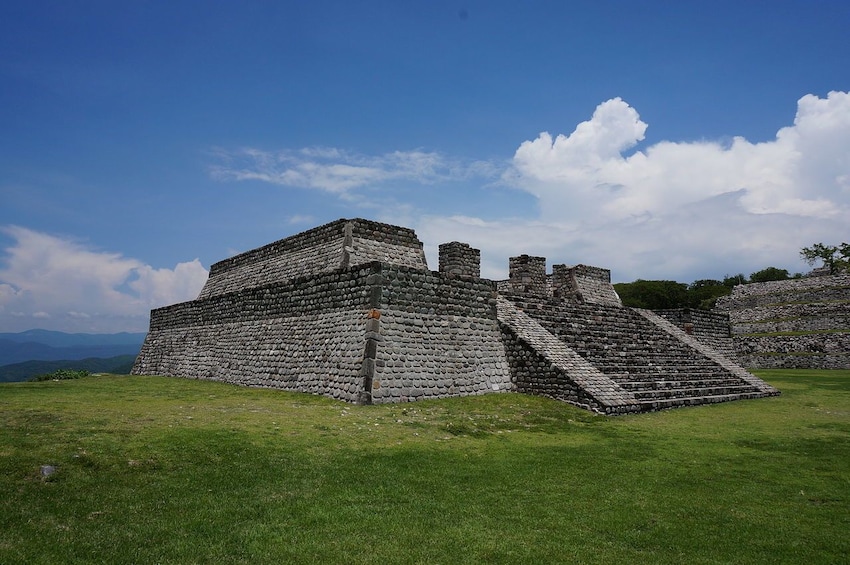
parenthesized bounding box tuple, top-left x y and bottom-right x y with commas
(133, 218, 778, 414)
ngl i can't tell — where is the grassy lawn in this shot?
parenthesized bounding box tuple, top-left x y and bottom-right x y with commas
(1, 370, 848, 564)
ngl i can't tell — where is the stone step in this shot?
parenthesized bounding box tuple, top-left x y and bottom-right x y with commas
(619, 378, 752, 391)
(629, 385, 760, 401)
(638, 391, 771, 411)
(596, 367, 730, 379)
(570, 342, 720, 357)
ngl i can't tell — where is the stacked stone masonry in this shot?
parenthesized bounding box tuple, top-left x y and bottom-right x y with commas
(497, 297, 641, 414)
(508, 255, 548, 297)
(134, 265, 377, 402)
(438, 242, 481, 279)
(499, 293, 777, 411)
(367, 264, 512, 403)
(654, 309, 736, 359)
(133, 217, 778, 413)
(564, 265, 623, 307)
(715, 274, 850, 369)
(198, 219, 427, 299)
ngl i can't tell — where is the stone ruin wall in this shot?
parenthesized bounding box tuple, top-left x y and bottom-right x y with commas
(654, 309, 735, 358)
(134, 217, 777, 412)
(134, 222, 512, 404)
(438, 242, 481, 279)
(558, 264, 623, 307)
(368, 264, 512, 403)
(198, 218, 427, 299)
(715, 274, 850, 369)
(133, 264, 377, 402)
(498, 258, 622, 308)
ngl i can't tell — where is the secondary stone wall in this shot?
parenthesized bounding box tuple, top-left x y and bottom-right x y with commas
(716, 274, 850, 310)
(731, 302, 850, 333)
(734, 335, 850, 369)
(198, 219, 427, 299)
(654, 308, 735, 358)
(715, 274, 850, 369)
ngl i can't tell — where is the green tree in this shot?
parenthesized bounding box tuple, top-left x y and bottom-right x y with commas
(613, 280, 689, 309)
(800, 243, 850, 274)
(687, 279, 732, 310)
(722, 273, 748, 288)
(749, 267, 790, 283)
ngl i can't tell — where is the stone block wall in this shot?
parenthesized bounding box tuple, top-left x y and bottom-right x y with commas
(654, 308, 735, 358)
(733, 334, 850, 369)
(439, 242, 481, 278)
(368, 265, 512, 403)
(550, 264, 574, 300)
(503, 261, 621, 307)
(730, 302, 850, 334)
(716, 274, 850, 310)
(134, 265, 378, 402)
(508, 255, 547, 297)
(566, 265, 623, 307)
(135, 260, 514, 405)
(715, 274, 850, 369)
(198, 218, 427, 299)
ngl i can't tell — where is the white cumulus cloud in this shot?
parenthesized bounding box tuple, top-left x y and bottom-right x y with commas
(420, 92, 850, 282)
(507, 92, 850, 224)
(0, 226, 209, 333)
(210, 146, 500, 194)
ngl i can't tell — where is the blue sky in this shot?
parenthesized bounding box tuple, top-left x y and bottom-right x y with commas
(1, 1, 849, 333)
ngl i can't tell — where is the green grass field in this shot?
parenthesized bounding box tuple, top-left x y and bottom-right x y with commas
(1, 370, 848, 564)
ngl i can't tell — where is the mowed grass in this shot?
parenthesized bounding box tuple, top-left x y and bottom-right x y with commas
(1, 370, 848, 564)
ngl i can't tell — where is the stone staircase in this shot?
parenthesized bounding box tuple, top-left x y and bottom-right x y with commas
(500, 296, 778, 412)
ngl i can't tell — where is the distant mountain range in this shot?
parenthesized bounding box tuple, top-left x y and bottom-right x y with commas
(0, 330, 146, 382)
(0, 355, 139, 383)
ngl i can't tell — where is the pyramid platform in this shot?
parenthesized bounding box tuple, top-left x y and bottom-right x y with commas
(133, 218, 779, 414)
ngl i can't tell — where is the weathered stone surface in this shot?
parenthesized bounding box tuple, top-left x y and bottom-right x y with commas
(497, 297, 640, 414)
(197, 219, 427, 299)
(654, 308, 735, 358)
(715, 274, 850, 369)
(439, 242, 480, 279)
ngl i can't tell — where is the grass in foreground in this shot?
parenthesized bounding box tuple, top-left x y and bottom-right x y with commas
(1, 370, 848, 564)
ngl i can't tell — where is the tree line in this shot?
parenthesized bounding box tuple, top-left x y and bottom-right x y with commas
(613, 242, 849, 310)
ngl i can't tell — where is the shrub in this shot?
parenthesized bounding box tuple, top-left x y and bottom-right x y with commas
(30, 369, 91, 382)
(750, 267, 790, 283)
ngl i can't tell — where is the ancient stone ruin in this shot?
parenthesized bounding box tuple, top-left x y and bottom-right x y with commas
(132, 218, 779, 414)
(716, 274, 850, 369)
